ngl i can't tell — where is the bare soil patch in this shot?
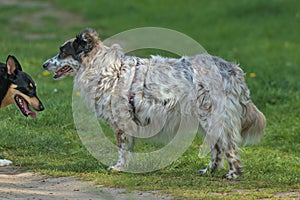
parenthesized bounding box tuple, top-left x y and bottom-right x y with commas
(1, 0, 86, 40)
(0, 166, 171, 200)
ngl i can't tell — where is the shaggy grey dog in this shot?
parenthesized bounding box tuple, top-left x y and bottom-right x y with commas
(43, 28, 266, 179)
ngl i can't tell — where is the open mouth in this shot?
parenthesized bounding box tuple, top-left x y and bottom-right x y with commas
(54, 65, 73, 79)
(14, 95, 36, 118)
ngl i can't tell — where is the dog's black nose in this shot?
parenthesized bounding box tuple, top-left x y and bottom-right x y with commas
(39, 104, 45, 111)
(42, 62, 49, 69)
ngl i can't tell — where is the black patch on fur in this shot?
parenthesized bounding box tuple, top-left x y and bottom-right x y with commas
(74, 28, 98, 55)
(59, 41, 78, 60)
(9, 71, 37, 98)
(0, 63, 9, 104)
(0, 55, 24, 104)
(58, 29, 97, 62)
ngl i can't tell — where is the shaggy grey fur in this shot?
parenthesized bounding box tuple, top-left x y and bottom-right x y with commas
(43, 28, 266, 179)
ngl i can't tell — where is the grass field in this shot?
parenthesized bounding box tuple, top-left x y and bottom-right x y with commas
(0, 0, 299, 199)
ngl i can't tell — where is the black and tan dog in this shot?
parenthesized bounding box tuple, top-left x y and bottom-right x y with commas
(0, 55, 44, 166)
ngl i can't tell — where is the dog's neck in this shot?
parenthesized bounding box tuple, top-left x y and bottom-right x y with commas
(79, 43, 124, 80)
(0, 75, 10, 107)
(73, 44, 124, 120)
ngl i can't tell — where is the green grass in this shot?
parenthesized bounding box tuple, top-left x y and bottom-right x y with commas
(0, 0, 299, 199)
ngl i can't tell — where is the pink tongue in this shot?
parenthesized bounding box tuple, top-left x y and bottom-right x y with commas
(56, 70, 64, 76)
(56, 66, 71, 76)
(29, 112, 36, 118)
(22, 100, 36, 118)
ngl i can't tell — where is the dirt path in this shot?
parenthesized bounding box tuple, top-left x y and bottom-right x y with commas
(2, 166, 298, 200)
(0, 166, 171, 200)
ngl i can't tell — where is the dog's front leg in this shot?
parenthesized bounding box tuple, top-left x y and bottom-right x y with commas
(108, 130, 134, 172)
(108, 130, 126, 172)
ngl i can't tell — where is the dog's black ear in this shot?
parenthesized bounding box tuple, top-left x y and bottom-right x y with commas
(6, 55, 22, 75)
(75, 28, 99, 53)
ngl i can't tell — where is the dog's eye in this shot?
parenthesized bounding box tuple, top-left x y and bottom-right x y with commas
(28, 83, 35, 91)
(58, 51, 66, 59)
(59, 52, 65, 58)
(59, 47, 66, 55)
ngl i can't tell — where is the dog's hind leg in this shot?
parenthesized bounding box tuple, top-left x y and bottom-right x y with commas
(197, 141, 224, 175)
(222, 144, 243, 179)
(209, 142, 224, 174)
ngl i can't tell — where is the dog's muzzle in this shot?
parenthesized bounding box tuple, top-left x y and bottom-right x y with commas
(42, 60, 53, 72)
(42, 61, 49, 69)
(42, 56, 59, 72)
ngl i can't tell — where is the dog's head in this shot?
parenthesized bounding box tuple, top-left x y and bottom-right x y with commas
(43, 28, 99, 79)
(1, 55, 44, 118)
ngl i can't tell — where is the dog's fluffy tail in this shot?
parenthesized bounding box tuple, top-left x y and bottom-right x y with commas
(241, 101, 266, 145)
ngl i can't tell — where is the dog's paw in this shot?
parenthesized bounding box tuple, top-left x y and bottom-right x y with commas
(107, 165, 124, 172)
(196, 168, 208, 175)
(0, 159, 12, 167)
(222, 171, 243, 179)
